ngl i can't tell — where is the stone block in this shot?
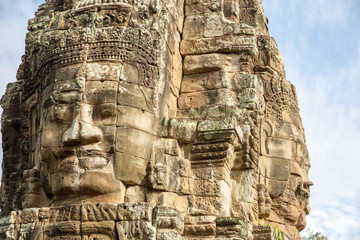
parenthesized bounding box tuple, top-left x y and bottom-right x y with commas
(0, 211, 18, 226)
(190, 179, 224, 197)
(52, 91, 82, 104)
(183, 15, 205, 39)
(54, 79, 80, 92)
(19, 222, 44, 240)
(116, 128, 153, 160)
(231, 170, 256, 203)
(203, 12, 224, 37)
(84, 80, 118, 105)
(78, 171, 126, 199)
(238, 88, 265, 110)
(98, 125, 116, 146)
(185, 0, 221, 16)
(117, 220, 156, 240)
(118, 203, 153, 221)
(216, 217, 252, 239)
(265, 138, 295, 160)
(159, 118, 197, 143)
(259, 157, 289, 181)
(86, 62, 122, 81)
(178, 91, 213, 108)
(125, 186, 148, 202)
(121, 63, 142, 85)
(184, 215, 217, 237)
(270, 158, 290, 181)
(191, 164, 231, 182)
(118, 82, 154, 112)
(81, 221, 116, 239)
(276, 123, 305, 144)
(178, 89, 237, 108)
(289, 161, 303, 177)
(180, 35, 256, 56)
(81, 203, 118, 222)
(156, 230, 182, 240)
(184, 224, 216, 237)
(154, 206, 184, 233)
(40, 124, 68, 148)
(183, 53, 228, 74)
(19, 208, 39, 224)
(54, 64, 82, 81)
(162, 139, 181, 156)
(0, 224, 19, 240)
(295, 143, 309, 166)
(147, 192, 189, 213)
(184, 215, 216, 236)
(188, 195, 230, 216)
(43, 221, 81, 238)
(181, 71, 225, 93)
(151, 152, 180, 192)
(269, 179, 288, 198)
(231, 73, 263, 91)
(48, 205, 81, 222)
(117, 105, 156, 134)
(114, 152, 149, 185)
(252, 225, 274, 240)
(239, 8, 257, 26)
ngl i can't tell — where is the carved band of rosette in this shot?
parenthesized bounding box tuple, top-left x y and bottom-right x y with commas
(43, 41, 156, 68)
(33, 41, 159, 88)
(265, 92, 299, 120)
(74, 0, 133, 12)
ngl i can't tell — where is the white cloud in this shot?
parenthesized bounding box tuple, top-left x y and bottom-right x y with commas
(304, 0, 349, 26)
(304, 196, 360, 239)
(264, 0, 360, 238)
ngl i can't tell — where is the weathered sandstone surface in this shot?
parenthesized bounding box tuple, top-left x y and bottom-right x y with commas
(0, 0, 311, 239)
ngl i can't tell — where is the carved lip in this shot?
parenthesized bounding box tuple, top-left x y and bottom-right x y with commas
(79, 155, 109, 170)
(58, 156, 79, 172)
(78, 145, 107, 156)
(77, 146, 109, 169)
(58, 146, 109, 170)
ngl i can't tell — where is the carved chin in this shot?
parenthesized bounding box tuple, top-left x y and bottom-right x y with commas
(50, 171, 122, 197)
(296, 211, 307, 231)
(79, 156, 109, 170)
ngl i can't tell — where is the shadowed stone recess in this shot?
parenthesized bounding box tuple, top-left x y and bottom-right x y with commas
(0, 0, 311, 239)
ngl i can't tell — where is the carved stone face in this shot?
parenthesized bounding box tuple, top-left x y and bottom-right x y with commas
(39, 62, 155, 205)
(260, 96, 312, 232)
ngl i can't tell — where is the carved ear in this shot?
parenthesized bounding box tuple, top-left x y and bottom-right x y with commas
(260, 119, 273, 155)
(262, 120, 273, 137)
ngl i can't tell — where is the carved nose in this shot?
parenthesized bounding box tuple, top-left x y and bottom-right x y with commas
(305, 203, 311, 215)
(79, 122, 102, 145)
(62, 118, 102, 146)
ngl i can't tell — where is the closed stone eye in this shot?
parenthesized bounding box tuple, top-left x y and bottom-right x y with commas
(50, 105, 73, 123)
(97, 104, 116, 118)
(100, 107, 116, 117)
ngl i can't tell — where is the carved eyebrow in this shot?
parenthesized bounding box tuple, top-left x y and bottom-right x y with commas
(96, 103, 117, 109)
(52, 91, 83, 104)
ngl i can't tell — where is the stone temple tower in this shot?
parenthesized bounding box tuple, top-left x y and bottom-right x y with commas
(0, 0, 312, 239)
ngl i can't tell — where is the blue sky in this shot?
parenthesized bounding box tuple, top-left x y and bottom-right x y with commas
(262, 0, 360, 238)
(0, 0, 359, 239)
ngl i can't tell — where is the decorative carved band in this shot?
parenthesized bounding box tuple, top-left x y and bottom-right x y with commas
(74, 0, 133, 12)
